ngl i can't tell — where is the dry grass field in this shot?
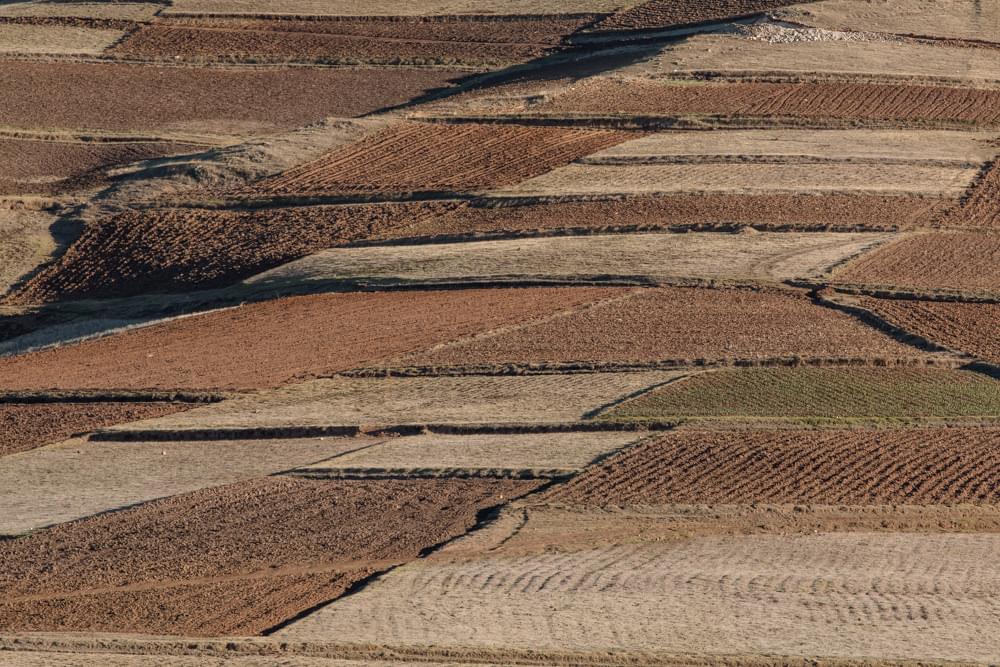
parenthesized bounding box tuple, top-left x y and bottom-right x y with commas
(0, 208, 58, 296)
(0, 24, 126, 54)
(0, 2, 161, 20)
(163, 0, 639, 16)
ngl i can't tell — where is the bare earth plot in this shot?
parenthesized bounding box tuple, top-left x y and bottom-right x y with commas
(107, 371, 685, 433)
(0, 654, 494, 667)
(834, 231, 1000, 294)
(857, 296, 1000, 364)
(0, 23, 125, 54)
(599, 366, 1000, 424)
(0, 476, 540, 636)
(162, 0, 639, 16)
(0, 436, 374, 534)
(0, 208, 58, 296)
(545, 426, 1000, 506)
(249, 231, 893, 286)
(776, 0, 1000, 44)
(276, 530, 1000, 663)
(593, 0, 810, 31)
(0, 288, 619, 391)
(404, 287, 938, 368)
(290, 432, 642, 479)
(0, 2, 161, 20)
(941, 159, 1000, 228)
(0, 402, 189, 458)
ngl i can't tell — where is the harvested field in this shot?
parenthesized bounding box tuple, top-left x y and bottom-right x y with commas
(498, 162, 977, 196)
(0, 23, 124, 54)
(777, 0, 1000, 44)
(941, 159, 1000, 228)
(537, 79, 1000, 125)
(0, 476, 539, 636)
(9, 202, 458, 303)
(0, 209, 59, 296)
(402, 286, 927, 366)
(387, 194, 951, 238)
(0, 436, 374, 534)
(0, 653, 490, 667)
(277, 531, 1000, 663)
(110, 371, 683, 432)
(0, 288, 619, 391)
(258, 122, 634, 195)
(0, 138, 201, 196)
(857, 297, 1000, 364)
(291, 432, 641, 479)
(0, 63, 464, 135)
(601, 366, 1000, 422)
(251, 231, 893, 285)
(0, 402, 190, 459)
(163, 0, 637, 16)
(546, 427, 1000, 506)
(0, 3, 161, 20)
(834, 231, 1000, 293)
(594, 0, 808, 31)
(628, 34, 1000, 84)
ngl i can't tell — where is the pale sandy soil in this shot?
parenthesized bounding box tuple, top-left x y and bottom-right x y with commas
(248, 232, 893, 285)
(163, 0, 637, 16)
(0, 2, 161, 19)
(1, 653, 489, 666)
(0, 24, 126, 54)
(497, 163, 978, 197)
(105, 371, 687, 432)
(290, 431, 642, 478)
(777, 0, 1000, 43)
(0, 436, 372, 535)
(0, 208, 57, 297)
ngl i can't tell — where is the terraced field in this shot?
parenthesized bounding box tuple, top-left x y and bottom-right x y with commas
(942, 159, 1000, 227)
(593, 0, 810, 31)
(162, 0, 639, 16)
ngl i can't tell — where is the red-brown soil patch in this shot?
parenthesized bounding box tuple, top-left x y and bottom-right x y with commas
(0, 63, 464, 133)
(258, 121, 634, 195)
(112, 16, 592, 64)
(836, 231, 1000, 293)
(379, 194, 949, 240)
(0, 287, 619, 391)
(543, 427, 1000, 506)
(0, 402, 190, 458)
(858, 296, 1000, 364)
(0, 476, 540, 636)
(940, 159, 1000, 228)
(0, 139, 200, 196)
(540, 80, 1000, 125)
(593, 0, 809, 31)
(10, 202, 458, 304)
(403, 286, 922, 367)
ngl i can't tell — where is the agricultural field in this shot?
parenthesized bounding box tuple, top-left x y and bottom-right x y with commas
(5, 1, 1000, 665)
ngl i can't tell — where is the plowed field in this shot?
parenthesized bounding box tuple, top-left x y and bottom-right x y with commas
(0, 402, 189, 458)
(858, 297, 1000, 364)
(163, 0, 635, 16)
(0, 63, 464, 135)
(539, 79, 1000, 125)
(941, 159, 1000, 228)
(594, 0, 808, 31)
(0, 476, 539, 636)
(600, 366, 1000, 423)
(258, 122, 634, 195)
(9, 202, 455, 303)
(0, 288, 619, 391)
(403, 286, 927, 367)
(835, 231, 1000, 293)
(547, 427, 1000, 505)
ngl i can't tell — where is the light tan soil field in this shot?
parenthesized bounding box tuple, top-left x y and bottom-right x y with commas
(404, 286, 931, 367)
(835, 231, 1000, 293)
(0, 209, 57, 296)
(0, 3, 161, 20)
(110, 371, 685, 432)
(291, 431, 642, 479)
(545, 427, 1000, 506)
(594, 0, 810, 31)
(163, 0, 639, 16)
(777, 0, 1000, 44)
(600, 366, 1000, 423)
(0, 654, 491, 667)
(0, 23, 125, 54)
(249, 231, 893, 286)
(0, 436, 375, 534)
(277, 530, 1000, 663)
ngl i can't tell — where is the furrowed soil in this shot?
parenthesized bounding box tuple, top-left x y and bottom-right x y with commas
(0, 63, 464, 135)
(537, 79, 1000, 125)
(941, 159, 1000, 227)
(545, 427, 1000, 505)
(0, 139, 202, 196)
(0, 437, 376, 535)
(0, 402, 190, 458)
(163, 0, 636, 16)
(857, 296, 1000, 364)
(835, 231, 1000, 293)
(0, 288, 619, 391)
(600, 366, 1000, 423)
(0, 476, 540, 636)
(402, 286, 928, 367)
(9, 202, 459, 303)
(385, 194, 952, 238)
(114, 371, 684, 432)
(257, 122, 634, 195)
(594, 0, 808, 31)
